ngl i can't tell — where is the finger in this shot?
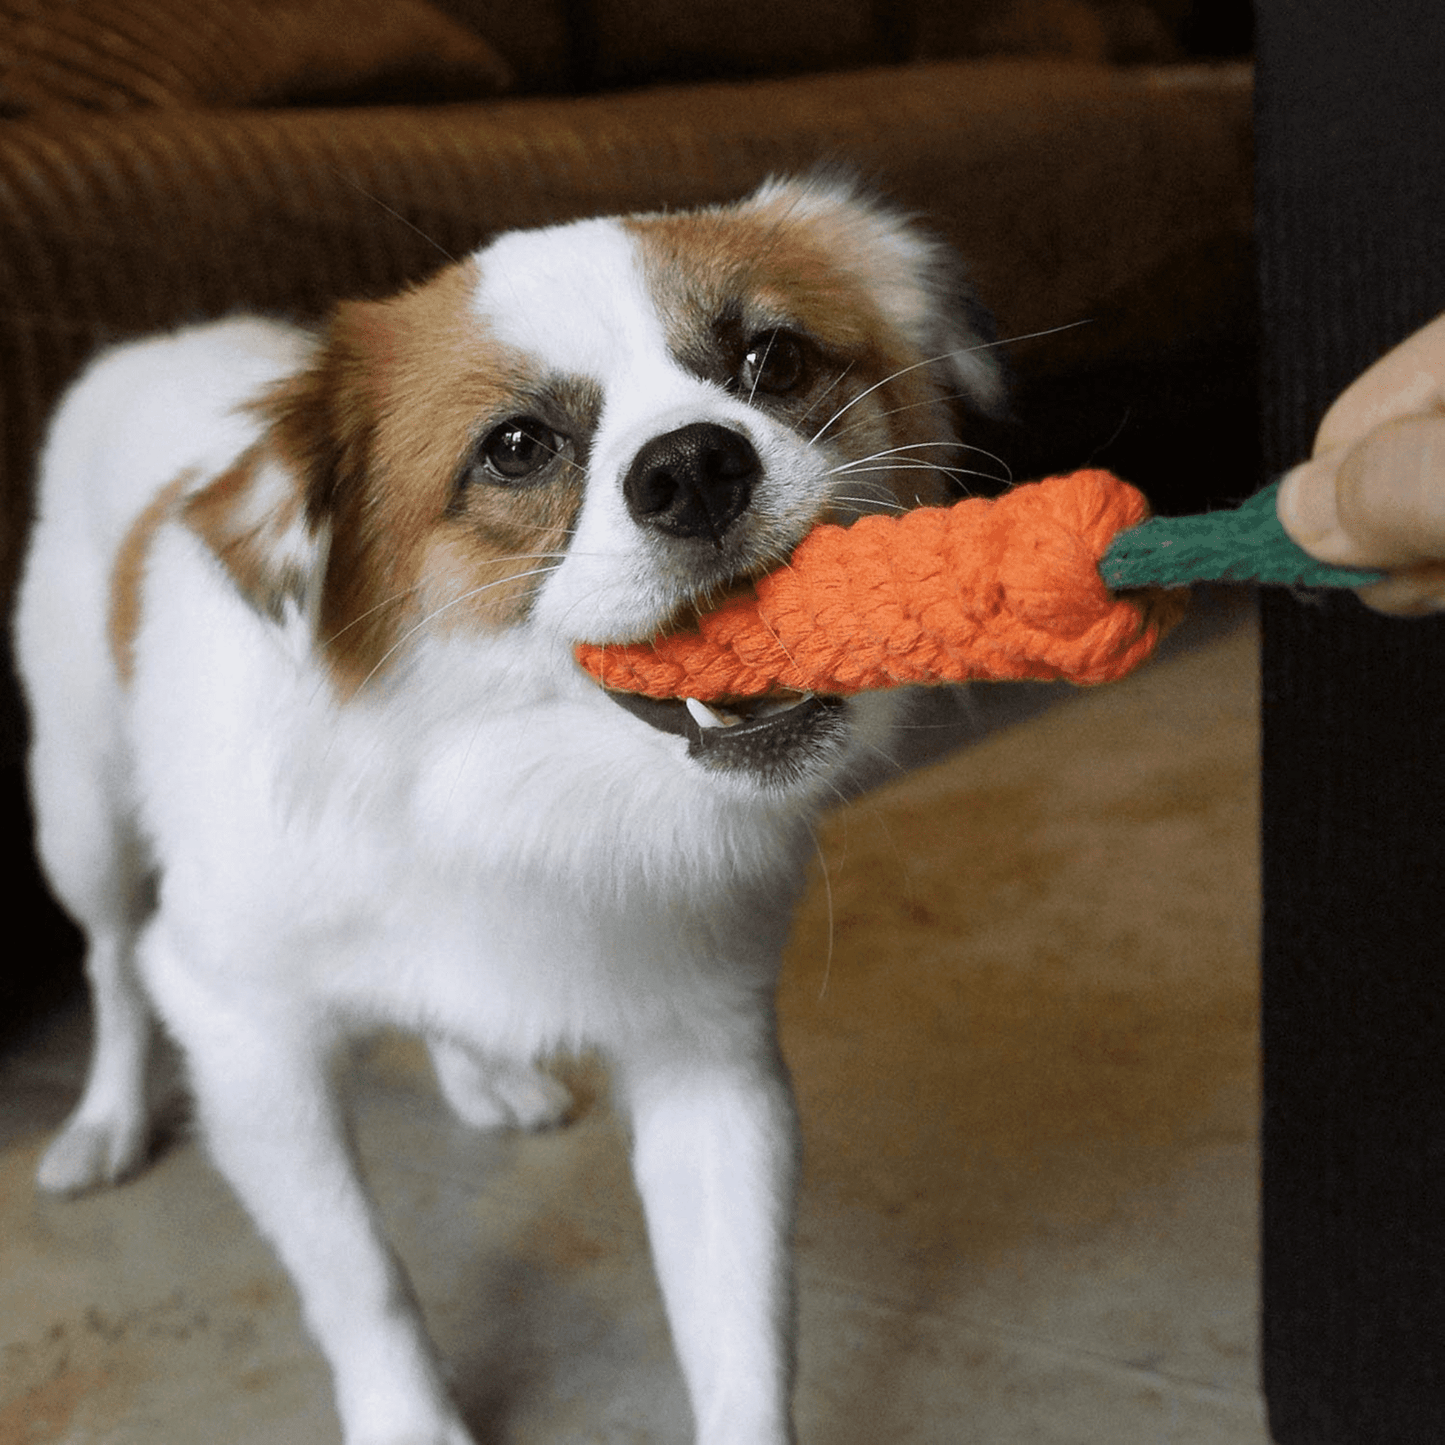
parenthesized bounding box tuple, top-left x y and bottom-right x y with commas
(1276, 454, 1347, 558)
(1279, 414, 1445, 568)
(1336, 414, 1445, 564)
(1314, 311, 1445, 456)
(1354, 563, 1445, 616)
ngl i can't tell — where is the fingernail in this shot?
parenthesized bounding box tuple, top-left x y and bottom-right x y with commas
(1277, 460, 1350, 559)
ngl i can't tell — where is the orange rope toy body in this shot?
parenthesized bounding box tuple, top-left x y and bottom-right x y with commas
(576, 469, 1187, 701)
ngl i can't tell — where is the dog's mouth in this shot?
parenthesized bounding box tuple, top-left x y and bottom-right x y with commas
(586, 551, 855, 786)
(605, 686, 849, 787)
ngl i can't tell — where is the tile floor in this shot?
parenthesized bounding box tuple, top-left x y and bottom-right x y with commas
(1, 592, 1268, 1444)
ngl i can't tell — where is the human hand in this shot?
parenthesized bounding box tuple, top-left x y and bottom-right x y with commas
(1276, 311, 1445, 613)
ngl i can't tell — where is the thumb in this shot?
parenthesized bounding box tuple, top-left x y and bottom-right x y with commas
(1278, 413, 1445, 568)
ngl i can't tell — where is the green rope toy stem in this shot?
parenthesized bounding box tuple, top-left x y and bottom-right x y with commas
(1099, 479, 1386, 591)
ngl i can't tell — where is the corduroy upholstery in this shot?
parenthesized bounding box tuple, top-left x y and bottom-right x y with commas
(0, 1, 1253, 756)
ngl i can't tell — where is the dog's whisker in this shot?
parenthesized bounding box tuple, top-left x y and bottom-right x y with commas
(745, 329, 776, 406)
(813, 319, 1103, 477)
(827, 438, 1012, 483)
(833, 437, 985, 462)
(320, 581, 426, 644)
(319, 553, 577, 648)
(838, 460, 1007, 481)
(808, 824, 836, 1003)
(808, 316, 1067, 445)
(795, 362, 857, 431)
(827, 453, 980, 477)
(829, 462, 1009, 491)
(826, 392, 1011, 452)
(827, 495, 911, 514)
(325, 166, 458, 264)
(824, 404, 1014, 482)
(352, 564, 564, 692)
(810, 350, 961, 446)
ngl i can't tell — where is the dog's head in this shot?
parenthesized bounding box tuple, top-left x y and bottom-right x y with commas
(192, 177, 1002, 798)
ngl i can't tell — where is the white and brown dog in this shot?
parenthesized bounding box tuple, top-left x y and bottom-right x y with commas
(16, 177, 1001, 1445)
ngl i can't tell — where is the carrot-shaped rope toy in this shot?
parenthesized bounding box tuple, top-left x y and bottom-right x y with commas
(575, 470, 1383, 702)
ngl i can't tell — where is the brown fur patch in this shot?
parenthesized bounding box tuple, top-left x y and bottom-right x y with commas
(627, 189, 965, 514)
(182, 444, 312, 624)
(110, 471, 195, 684)
(264, 259, 587, 694)
(629, 192, 907, 353)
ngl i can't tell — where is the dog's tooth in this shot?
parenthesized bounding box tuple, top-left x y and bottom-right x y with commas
(685, 697, 726, 730)
(752, 691, 815, 720)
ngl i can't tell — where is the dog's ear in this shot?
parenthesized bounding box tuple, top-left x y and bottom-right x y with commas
(914, 249, 1010, 423)
(745, 174, 1008, 418)
(181, 443, 323, 629)
(246, 301, 415, 687)
(264, 300, 386, 530)
(178, 305, 390, 632)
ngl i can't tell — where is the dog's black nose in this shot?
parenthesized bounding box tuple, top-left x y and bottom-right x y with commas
(623, 422, 760, 544)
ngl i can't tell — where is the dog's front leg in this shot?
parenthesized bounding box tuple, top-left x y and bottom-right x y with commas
(622, 1033, 800, 1445)
(146, 936, 472, 1445)
(190, 1029, 473, 1445)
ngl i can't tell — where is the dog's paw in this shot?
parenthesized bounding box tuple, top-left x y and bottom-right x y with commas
(350, 1427, 475, 1445)
(36, 1111, 147, 1195)
(343, 1395, 476, 1445)
(429, 1042, 572, 1133)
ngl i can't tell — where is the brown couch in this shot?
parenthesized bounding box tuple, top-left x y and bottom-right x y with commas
(0, 0, 1254, 1003)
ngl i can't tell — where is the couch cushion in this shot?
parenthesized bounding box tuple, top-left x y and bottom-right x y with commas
(434, 0, 1190, 92)
(0, 0, 512, 115)
(583, 0, 886, 88)
(910, 0, 1183, 65)
(423, 0, 587, 94)
(0, 58, 1252, 682)
(582, 0, 1186, 89)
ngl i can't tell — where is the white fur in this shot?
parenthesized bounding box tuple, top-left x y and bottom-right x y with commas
(16, 179, 997, 1445)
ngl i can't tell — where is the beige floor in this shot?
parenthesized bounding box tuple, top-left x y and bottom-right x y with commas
(0, 593, 1267, 1444)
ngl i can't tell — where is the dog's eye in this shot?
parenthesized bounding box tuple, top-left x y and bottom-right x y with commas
(475, 417, 569, 484)
(736, 330, 807, 397)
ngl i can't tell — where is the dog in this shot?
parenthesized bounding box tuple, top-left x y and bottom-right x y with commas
(15, 176, 1001, 1445)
